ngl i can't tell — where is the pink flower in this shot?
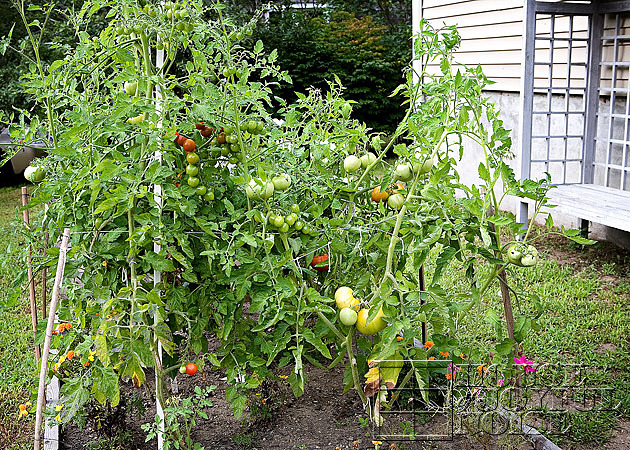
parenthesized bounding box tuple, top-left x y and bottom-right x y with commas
(497, 374, 505, 386)
(514, 356, 536, 373)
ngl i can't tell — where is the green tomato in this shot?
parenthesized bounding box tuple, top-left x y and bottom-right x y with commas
(285, 213, 298, 227)
(187, 176, 200, 188)
(279, 223, 290, 233)
(294, 220, 304, 231)
(290, 203, 300, 214)
(302, 225, 312, 235)
(195, 185, 207, 195)
(272, 174, 291, 191)
(204, 191, 215, 201)
(339, 307, 358, 326)
(395, 163, 413, 182)
(186, 164, 199, 176)
(179, 365, 187, 374)
(412, 154, 434, 175)
(124, 81, 138, 95)
(245, 178, 274, 201)
(387, 193, 405, 210)
(24, 165, 45, 183)
(344, 155, 361, 173)
(360, 152, 377, 169)
(272, 215, 285, 228)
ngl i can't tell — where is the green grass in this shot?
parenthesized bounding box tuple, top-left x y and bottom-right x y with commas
(0, 185, 38, 450)
(422, 234, 630, 446)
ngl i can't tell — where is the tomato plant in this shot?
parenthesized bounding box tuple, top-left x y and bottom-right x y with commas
(8, 4, 594, 441)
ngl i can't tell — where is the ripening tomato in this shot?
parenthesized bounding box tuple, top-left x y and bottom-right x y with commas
(183, 139, 196, 153)
(200, 127, 213, 138)
(371, 186, 389, 203)
(335, 286, 360, 310)
(186, 152, 200, 165)
(310, 254, 329, 272)
(176, 134, 188, 146)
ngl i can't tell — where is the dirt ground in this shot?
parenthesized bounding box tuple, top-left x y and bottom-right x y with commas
(57, 232, 630, 450)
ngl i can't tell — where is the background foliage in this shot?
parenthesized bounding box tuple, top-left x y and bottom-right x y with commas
(1, 0, 411, 134)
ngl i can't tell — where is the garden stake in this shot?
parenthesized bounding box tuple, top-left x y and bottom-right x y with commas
(22, 187, 40, 365)
(42, 204, 49, 319)
(419, 265, 427, 344)
(34, 228, 70, 450)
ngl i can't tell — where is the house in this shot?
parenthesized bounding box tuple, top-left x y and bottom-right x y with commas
(413, 1, 630, 248)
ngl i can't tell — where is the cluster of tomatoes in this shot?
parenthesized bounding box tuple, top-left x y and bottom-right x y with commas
(343, 152, 377, 174)
(164, 1, 194, 32)
(179, 362, 198, 376)
(370, 182, 406, 210)
(334, 286, 386, 335)
(174, 130, 214, 201)
(254, 203, 318, 239)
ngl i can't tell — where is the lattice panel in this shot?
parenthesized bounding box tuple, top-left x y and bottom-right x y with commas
(530, 13, 590, 185)
(595, 13, 630, 191)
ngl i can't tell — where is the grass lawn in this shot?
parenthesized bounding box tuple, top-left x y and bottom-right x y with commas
(0, 185, 38, 450)
(0, 184, 628, 449)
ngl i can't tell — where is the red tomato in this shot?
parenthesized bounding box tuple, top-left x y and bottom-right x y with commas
(183, 139, 196, 153)
(310, 254, 329, 272)
(185, 363, 198, 376)
(176, 134, 188, 146)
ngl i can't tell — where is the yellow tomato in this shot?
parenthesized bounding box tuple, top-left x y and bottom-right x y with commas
(335, 286, 359, 310)
(355, 307, 387, 335)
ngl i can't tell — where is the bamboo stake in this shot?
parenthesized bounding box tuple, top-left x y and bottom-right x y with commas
(22, 187, 40, 365)
(34, 228, 71, 450)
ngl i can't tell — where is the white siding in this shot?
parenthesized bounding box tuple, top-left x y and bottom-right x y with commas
(416, 1, 590, 92)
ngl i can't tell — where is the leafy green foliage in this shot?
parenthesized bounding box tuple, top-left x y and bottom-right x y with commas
(7, 1, 591, 443)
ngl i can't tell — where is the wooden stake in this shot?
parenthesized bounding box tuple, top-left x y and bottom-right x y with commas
(22, 187, 40, 365)
(42, 204, 49, 319)
(34, 228, 71, 450)
(419, 265, 427, 344)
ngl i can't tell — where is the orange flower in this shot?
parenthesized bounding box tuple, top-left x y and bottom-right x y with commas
(428, 356, 435, 360)
(424, 341, 434, 349)
(477, 365, 487, 377)
(261, 398, 266, 405)
(83, 361, 90, 367)
(396, 336, 403, 341)
(460, 353, 465, 359)
(18, 402, 31, 417)
(67, 351, 75, 360)
(445, 372, 455, 380)
(353, 441, 360, 449)
(440, 351, 449, 358)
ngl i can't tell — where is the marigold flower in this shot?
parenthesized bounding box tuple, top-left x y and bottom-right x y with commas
(440, 351, 449, 358)
(18, 402, 31, 417)
(88, 350, 96, 362)
(55, 404, 63, 412)
(477, 365, 487, 376)
(279, 375, 288, 379)
(428, 356, 435, 360)
(445, 372, 455, 380)
(424, 341, 434, 349)
(67, 350, 75, 360)
(83, 361, 90, 367)
(261, 398, 266, 405)
(396, 336, 403, 341)
(353, 441, 360, 449)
